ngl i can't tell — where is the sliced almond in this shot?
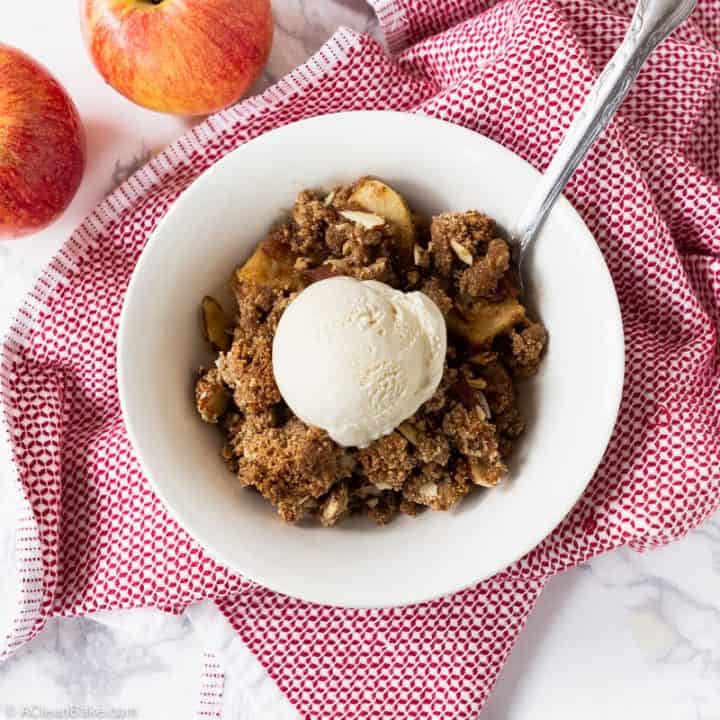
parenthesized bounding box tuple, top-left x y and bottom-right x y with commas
(469, 459, 501, 488)
(322, 497, 339, 522)
(397, 422, 419, 445)
(467, 351, 498, 365)
(466, 377, 487, 390)
(339, 210, 386, 229)
(413, 244, 430, 267)
(419, 481, 439, 499)
(326, 258, 349, 270)
(349, 178, 415, 263)
(201, 296, 231, 351)
(373, 481, 393, 491)
(476, 391, 492, 420)
(450, 239, 473, 265)
(301, 264, 342, 284)
(366, 498, 379, 509)
(357, 485, 381, 498)
(323, 190, 336, 206)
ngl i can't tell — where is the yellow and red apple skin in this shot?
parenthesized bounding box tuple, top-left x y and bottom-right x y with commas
(0, 45, 86, 239)
(81, 0, 274, 116)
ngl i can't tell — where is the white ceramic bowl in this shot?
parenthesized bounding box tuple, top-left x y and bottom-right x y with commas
(118, 111, 624, 608)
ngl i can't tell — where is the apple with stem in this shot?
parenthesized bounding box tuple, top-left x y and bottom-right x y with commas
(0, 45, 86, 239)
(81, 0, 273, 116)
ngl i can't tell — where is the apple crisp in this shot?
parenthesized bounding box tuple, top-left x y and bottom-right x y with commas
(195, 177, 547, 526)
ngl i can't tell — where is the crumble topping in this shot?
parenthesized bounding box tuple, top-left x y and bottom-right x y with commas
(195, 177, 547, 525)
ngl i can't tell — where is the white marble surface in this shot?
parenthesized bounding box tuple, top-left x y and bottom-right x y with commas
(1, 2, 719, 718)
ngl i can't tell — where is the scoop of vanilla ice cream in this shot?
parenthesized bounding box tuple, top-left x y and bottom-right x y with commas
(272, 276, 447, 447)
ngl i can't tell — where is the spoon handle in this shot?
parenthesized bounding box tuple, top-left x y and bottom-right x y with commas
(514, 0, 696, 250)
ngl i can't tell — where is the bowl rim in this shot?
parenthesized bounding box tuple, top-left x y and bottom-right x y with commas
(118, 110, 625, 608)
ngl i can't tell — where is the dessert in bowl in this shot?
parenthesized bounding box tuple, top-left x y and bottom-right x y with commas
(118, 111, 624, 607)
(195, 177, 547, 527)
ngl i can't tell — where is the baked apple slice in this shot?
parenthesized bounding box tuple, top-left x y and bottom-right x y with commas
(349, 177, 414, 263)
(201, 296, 232, 351)
(447, 297, 525, 348)
(235, 238, 303, 291)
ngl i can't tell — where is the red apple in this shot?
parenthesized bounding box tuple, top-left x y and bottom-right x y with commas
(0, 45, 86, 239)
(80, 0, 273, 116)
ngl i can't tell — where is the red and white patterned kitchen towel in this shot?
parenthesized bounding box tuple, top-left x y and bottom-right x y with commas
(2, 0, 719, 717)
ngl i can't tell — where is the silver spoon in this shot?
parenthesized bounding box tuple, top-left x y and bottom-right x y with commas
(513, 0, 696, 288)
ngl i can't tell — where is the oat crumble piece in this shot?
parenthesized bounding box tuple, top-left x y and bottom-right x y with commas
(504, 322, 548, 377)
(406, 269, 421, 287)
(442, 403, 504, 468)
(348, 256, 397, 285)
(366, 491, 401, 525)
(419, 276, 453, 315)
(415, 431, 451, 465)
(241, 282, 278, 314)
(478, 361, 515, 415)
(429, 211, 495, 276)
(494, 406, 525, 438)
(290, 190, 338, 254)
(237, 418, 355, 521)
(195, 368, 229, 424)
(358, 432, 415, 490)
(456, 455, 506, 489)
(458, 237, 510, 299)
(324, 222, 354, 255)
(403, 463, 470, 511)
(421, 365, 459, 415)
(399, 498, 424, 516)
(216, 327, 281, 415)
